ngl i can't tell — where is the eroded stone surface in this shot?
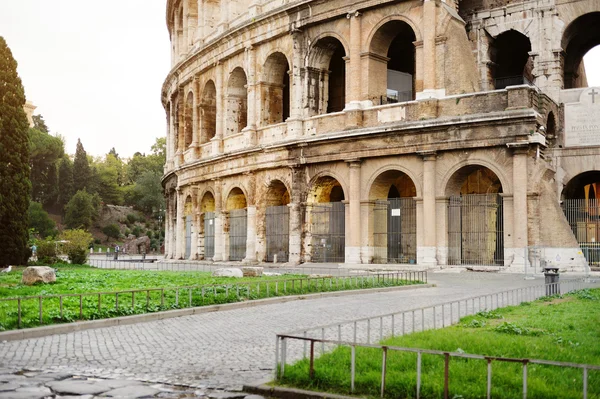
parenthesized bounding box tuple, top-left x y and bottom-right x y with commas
(45, 380, 111, 395)
(102, 385, 160, 397)
(212, 268, 243, 278)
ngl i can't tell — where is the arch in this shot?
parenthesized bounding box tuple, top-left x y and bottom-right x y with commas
(184, 91, 194, 148)
(172, 95, 181, 152)
(368, 169, 417, 200)
(184, 195, 193, 216)
(200, 80, 217, 144)
(307, 174, 347, 204)
(563, 171, 600, 200)
(261, 52, 291, 125)
(226, 187, 247, 210)
(368, 19, 417, 104)
(441, 160, 511, 197)
(562, 12, 600, 89)
(266, 179, 291, 206)
(445, 165, 504, 197)
(307, 36, 347, 115)
(365, 16, 422, 49)
(264, 179, 291, 262)
(226, 67, 248, 136)
(490, 30, 533, 89)
(200, 191, 216, 212)
(365, 165, 422, 199)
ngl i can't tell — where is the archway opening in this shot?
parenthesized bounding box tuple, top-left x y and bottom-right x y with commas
(562, 171, 600, 265)
(226, 187, 247, 261)
(200, 192, 216, 260)
(184, 92, 194, 148)
(307, 176, 345, 262)
(184, 196, 194, 259)
(370, 170, 417, 264)
(226, 68, 248, 136)
(369, 20, 416, 104)
(200, 80, 217, 144)
(563, 13, 600, 89)
(265, 180, 290, 262)
(261, 53, 291, 126)
(307, 37, 346, 116)
(490, 30, 533, 89)
(446, 166, 504, 266)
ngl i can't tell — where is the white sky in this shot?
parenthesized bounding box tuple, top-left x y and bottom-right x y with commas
(0, 1, 598, 158)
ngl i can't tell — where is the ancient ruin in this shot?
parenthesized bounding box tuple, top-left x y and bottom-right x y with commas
(162, 0, 600, 271)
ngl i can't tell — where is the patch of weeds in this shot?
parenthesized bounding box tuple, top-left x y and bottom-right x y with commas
(463, 319, 486, 328)
(494, 322, 546, 336)
(476, 310, 503, 319)
(539, 294, 562, 302)
(573, 289, 598, 300)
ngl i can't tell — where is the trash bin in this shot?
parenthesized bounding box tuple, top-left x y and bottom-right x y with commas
(544, 267, 560, 296)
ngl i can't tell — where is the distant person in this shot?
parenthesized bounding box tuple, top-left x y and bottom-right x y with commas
(31, 244, 37, 256)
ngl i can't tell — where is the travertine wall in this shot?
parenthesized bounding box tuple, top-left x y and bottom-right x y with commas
(161, 0, 600, 272)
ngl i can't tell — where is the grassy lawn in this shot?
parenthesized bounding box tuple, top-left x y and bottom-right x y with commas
(0, 265, 423, 331)
(279, 289, 600, 399)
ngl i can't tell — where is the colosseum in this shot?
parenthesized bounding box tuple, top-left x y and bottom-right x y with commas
(161, 0, 600, 272)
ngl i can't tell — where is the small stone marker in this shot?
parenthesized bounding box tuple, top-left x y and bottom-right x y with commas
(21, 266, 56, 285)
(212, 268, 244, 278)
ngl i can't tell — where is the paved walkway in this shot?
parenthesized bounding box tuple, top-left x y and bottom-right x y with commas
(0, 272, 595, 391)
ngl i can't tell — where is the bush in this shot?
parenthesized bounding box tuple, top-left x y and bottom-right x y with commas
(131, 226, 142, 238)
(102, 223, 121, 242)
(60, 229, 93, 265)
(36, 238, 60, 264)
(126, 213, 137, 224)
(146, 230, 153, 238)
(64, 190, 98, 230)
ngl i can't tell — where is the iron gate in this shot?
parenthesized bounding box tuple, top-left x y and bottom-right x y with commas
(310, 202, 345, 263)
(373, 198, 417, 263)
(448, 194, 504, 266)
(229, 209, 247, 261)
(266, 205, 289, 262)
(562, 199, 600, 265)
(204, 212, 215, 260)
(185, 215, 192, 259)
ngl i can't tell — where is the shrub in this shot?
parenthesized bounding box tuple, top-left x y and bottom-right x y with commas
(60, 229, 93, 265)
(64, 190, 98, 230)
(126, 213, 137, 224)
(131, 226, 142, 238)
(102, 223, 121, 242)
(36, 238, 60, 264)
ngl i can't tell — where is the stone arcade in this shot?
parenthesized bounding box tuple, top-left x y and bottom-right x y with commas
(161, 0, 600, 272)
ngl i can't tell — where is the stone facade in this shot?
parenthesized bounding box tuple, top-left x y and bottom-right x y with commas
(162, 0, 600, 272)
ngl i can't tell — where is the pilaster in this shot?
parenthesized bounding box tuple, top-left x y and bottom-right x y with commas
(346, 160, 362, 263)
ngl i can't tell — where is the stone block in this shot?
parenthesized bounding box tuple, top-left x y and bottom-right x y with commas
(21, 267, 56, 285)
(212, 268, 244, 278)
(241, 267, 263, 277)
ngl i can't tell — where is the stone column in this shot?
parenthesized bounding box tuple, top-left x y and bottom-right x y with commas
(213, 181, 224, 261)
(175, 188, 185, 259)
(164, 195, 171, 258)
(167, 100, 175, 170)
(243, 46, 257, 146)
(218, 0, 228, 32)
(288, 203, 303, 265)
(191, 78, 200, 152)
(244, 206, 258, 263)
(346, 160, 362, 264)
(288, 31, 305, 137)
(346, 11, 362, 110)
(191, 187, 199, 259)
(511, 146, 529, 270)
(212, 62, 224, 154)
(419, 151, 437, 266)
(417, 0, 439, 99)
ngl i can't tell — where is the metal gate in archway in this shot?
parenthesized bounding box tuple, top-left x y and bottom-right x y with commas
(229, 209, 247, 261)
(373, 198, 417, 264)
(562, 199, 600, 265)
(185, 215, 192, 259)
(204, 212, 215, 259)
(266, 205, 289, 262)
(310, 202, 345, 263)
(448, 194, 504, 266)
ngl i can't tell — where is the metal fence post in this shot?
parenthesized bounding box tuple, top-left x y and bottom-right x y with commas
(416, 351, 422, 399)
(380, 347, 387, 398)
(351, 345, 356, 393)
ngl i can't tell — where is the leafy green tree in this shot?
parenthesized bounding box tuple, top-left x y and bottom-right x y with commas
(102, 223, 121, 242)
(132, 170, 165, 214)
(56, 156, 74, 211)
(64, 190, 97, 230)
(36, 238, 60, 264)
(28, 202, 57, 238)
(0, 37, 32, 266)
(60, 229, 93, 265)
(29, 127, 64, 207)
(32, 114, 49, 134)
(73, 138, 91, 193)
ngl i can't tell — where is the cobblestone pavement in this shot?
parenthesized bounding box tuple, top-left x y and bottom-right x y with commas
(0, 272, 596, 392)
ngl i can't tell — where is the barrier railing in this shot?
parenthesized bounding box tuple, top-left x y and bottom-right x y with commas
(275, 278, 599, 399)
(0, 271, 426, 331)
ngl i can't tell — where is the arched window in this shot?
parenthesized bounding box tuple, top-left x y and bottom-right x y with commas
(226, 68, 248, 136)
(490, 30, 532, 89)
(261, 52, 290, 125)
(307, 37, 346, 115)
(184, 91, 194, 148)
(562, 12, 600, 89)
(200, 80, 217, 143)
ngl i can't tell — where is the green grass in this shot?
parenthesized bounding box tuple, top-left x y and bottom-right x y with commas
(279, 289, 600, 399)
(0, 265, 423, 331)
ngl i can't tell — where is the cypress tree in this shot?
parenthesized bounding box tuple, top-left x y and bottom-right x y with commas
(0, 37, 31, 266)
(73, 138, 91, 193)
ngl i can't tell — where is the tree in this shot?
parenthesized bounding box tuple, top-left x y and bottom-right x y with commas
(132, 170, 165, 214)
(28, 202, 57, 238)
(64, 190, 97, 230)
(60, 229, 93, 265)
(0, 37, 31, 266)
(29, 127, 64, 207)
(102, 223, 120, 242)
(56, 156, 74, 212)
(32, 114, 49, 134)
(73, 138, 91, 193)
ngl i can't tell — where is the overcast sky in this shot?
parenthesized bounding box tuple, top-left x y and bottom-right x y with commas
(0, 1, 599, 158)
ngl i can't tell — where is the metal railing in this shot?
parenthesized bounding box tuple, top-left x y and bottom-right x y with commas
(494, 75, 533, 90)
(0, 271, 426, 331)
(275, 278, 599, 399)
